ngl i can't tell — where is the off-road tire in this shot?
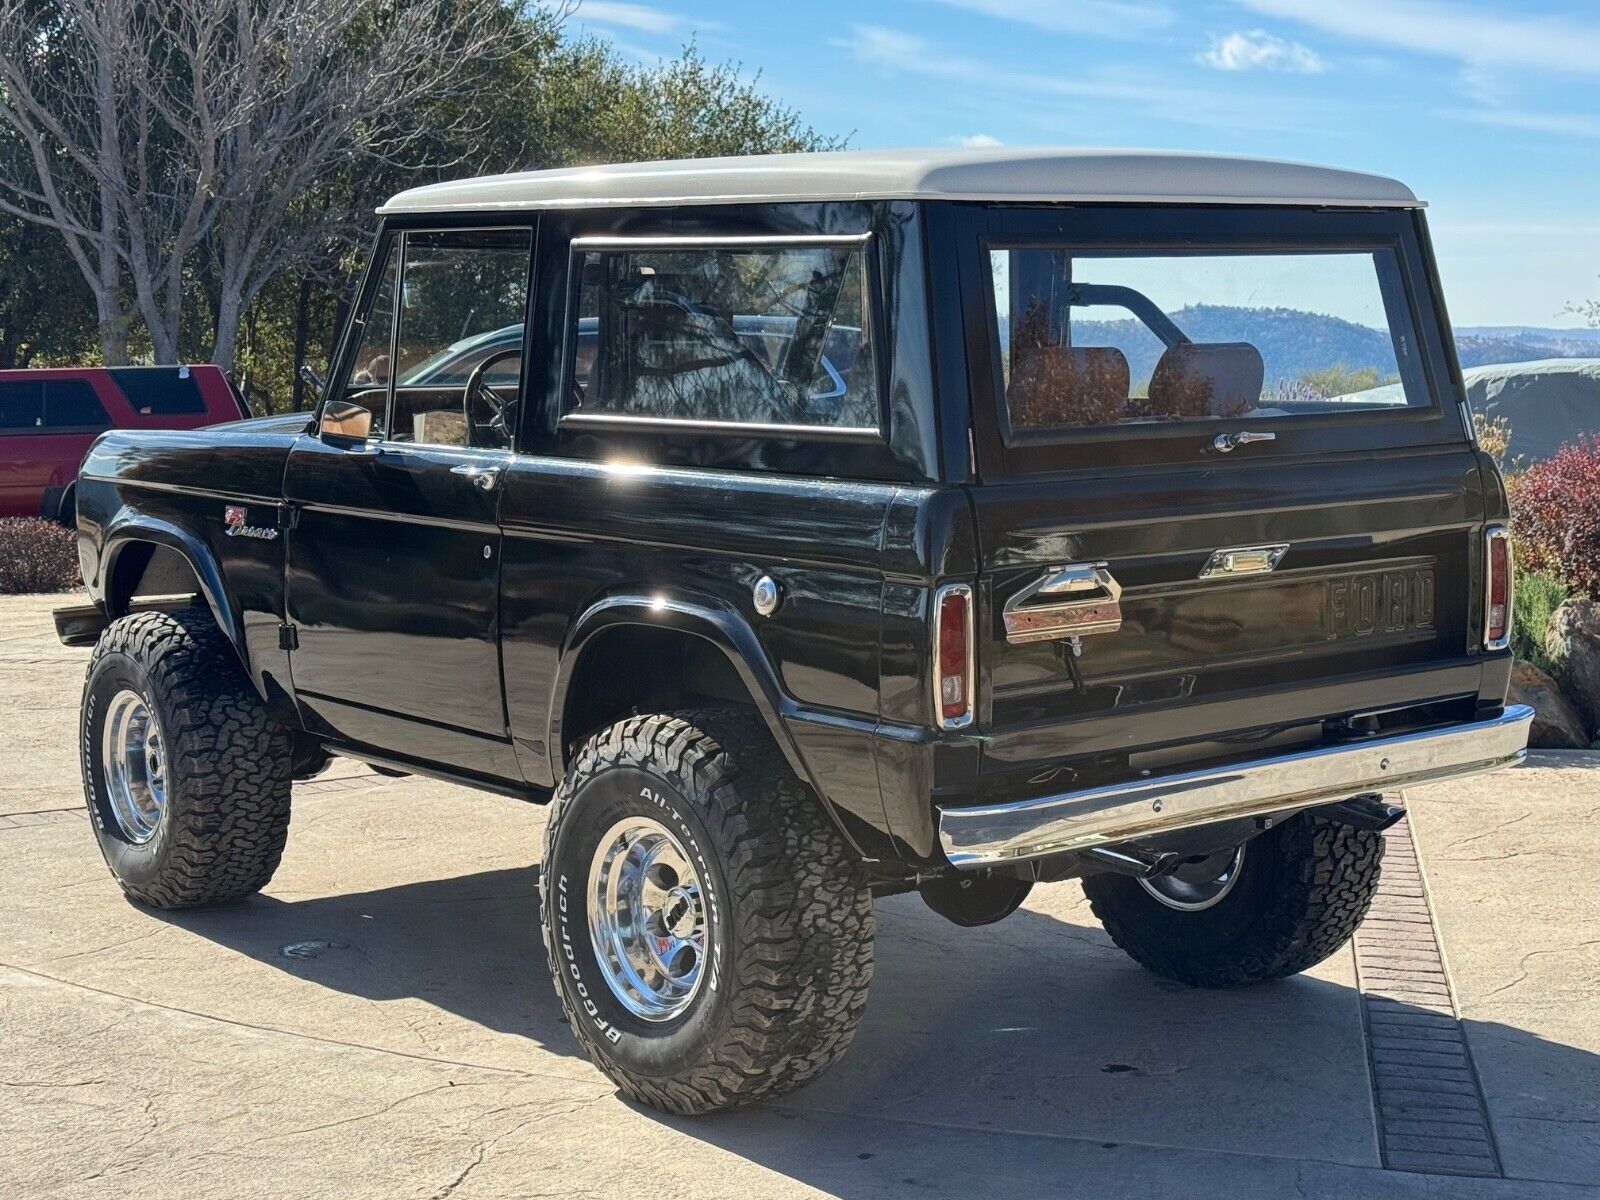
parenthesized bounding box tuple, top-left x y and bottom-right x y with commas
(1083, 812, 1383, 987)
(539, 709, 873, 1115)
(81, 608, 292, 908)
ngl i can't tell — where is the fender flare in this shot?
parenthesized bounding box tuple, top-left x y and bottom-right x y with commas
(100, 514, 247, 669)
(549, 590, 809, 782)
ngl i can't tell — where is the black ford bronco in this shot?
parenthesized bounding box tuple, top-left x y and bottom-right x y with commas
(58, 149, 1532, 1115)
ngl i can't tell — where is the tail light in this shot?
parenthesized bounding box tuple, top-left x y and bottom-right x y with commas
(934, 583, 974, 729)
(1484, 526, 1512, 651)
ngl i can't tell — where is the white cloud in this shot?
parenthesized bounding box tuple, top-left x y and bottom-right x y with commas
(834, 24, 1342, 134)
(923, 0, 1172, 39)
(1234, 0, 1600, 75)
(952, 133, 1004, 147)
(1199, 30, 1324, 74)
(567, 1, 682, 34)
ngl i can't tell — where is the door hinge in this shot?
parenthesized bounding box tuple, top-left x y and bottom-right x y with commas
(278, 623, 299, 651)
(276, 503, 299, 531)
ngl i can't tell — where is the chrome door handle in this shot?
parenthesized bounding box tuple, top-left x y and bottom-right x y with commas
(450, 462, 502, 491)
(1003, 562, 1124, 645)
(1213, 430, 1276, 453)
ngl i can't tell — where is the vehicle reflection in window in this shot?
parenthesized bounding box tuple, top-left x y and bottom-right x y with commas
(567, 243, 879, 430)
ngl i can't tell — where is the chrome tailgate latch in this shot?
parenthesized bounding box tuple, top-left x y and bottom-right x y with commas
(1003, 562, 1123, 646)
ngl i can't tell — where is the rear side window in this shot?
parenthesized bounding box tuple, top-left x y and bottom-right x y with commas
(567, 239, 878, 431)
(0, 380, 43, 432)
(107, 368, 207, 415)
(988, 248, 1429, 432)
(44, 380, 111, 429)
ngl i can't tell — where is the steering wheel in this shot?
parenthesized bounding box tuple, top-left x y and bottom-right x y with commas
(463, 347, 523, 442)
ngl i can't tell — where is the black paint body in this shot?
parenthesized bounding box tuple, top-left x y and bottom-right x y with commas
(69, 200, 1513, 873)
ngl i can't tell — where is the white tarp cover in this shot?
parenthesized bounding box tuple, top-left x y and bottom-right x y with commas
(1465, 358, 1600, 463)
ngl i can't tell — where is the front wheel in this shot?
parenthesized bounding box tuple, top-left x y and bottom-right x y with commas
(1083, 812, 1384, 987)
(80, 609, 293, 908)
(539, 710, 873, 1115)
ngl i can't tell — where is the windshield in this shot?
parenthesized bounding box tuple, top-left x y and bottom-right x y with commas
(988, 247, 1430, 432)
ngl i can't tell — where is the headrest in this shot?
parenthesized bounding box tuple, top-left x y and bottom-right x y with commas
(1144, 342, 1264, 419)
(1008, 345, 1130, 427)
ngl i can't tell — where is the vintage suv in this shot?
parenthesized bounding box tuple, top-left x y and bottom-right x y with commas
(57, 150, 1532, 1115)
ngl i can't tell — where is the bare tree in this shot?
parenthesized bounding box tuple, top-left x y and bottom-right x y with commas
(0, 0, 517, 369)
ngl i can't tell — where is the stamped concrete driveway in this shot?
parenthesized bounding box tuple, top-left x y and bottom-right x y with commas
(2, 592, 1595, 1199)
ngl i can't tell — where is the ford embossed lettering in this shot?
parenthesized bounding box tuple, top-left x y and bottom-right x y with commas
(1325, 568, 1435, 640)
(52, 149, 1527, 1117)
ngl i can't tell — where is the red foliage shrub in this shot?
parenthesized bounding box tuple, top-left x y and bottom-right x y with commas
(1512, 436, 1600, 598)
(0, 517, 82, 594)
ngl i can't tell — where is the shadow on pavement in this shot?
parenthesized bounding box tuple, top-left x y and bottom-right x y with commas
(155, 864, 1600, 1192)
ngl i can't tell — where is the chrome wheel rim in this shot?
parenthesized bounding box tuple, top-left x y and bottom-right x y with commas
(1138, 845, 1245, 912)
(587, 816, 708, 1022)
(101, 689, 167, 844)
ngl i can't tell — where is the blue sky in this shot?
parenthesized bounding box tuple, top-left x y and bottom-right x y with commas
(554, 0, 1600, 328)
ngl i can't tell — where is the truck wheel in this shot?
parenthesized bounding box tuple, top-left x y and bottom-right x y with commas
(539, 710, 873, 1114)
(81, 609, 292, 909)
(1082, 812, 1383, 987)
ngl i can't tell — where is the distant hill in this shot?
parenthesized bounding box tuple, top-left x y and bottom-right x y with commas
(1054, 306, 1600, 384)
(1072, 305, 1396, 385)
(1454, 325, 1600, 368)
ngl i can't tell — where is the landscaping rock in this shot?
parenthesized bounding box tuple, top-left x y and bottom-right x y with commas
(1544, 598, 1600, 736)
(1509, 660, 1590, 748)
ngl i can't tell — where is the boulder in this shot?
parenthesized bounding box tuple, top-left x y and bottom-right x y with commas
(1508, 660, 1589, 749)
(1544, 598, 1600, 738)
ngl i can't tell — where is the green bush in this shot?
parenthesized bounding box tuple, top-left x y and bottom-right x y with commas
(0, 517, 81, 594)
(1513, 564, 1568, 675)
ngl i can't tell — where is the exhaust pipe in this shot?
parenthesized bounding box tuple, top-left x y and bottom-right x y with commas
(1322, 793, 1405, 832)
(1078, 845, 1182, 879)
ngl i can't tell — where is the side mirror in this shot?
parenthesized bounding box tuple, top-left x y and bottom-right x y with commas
(319, 400, 373, 441)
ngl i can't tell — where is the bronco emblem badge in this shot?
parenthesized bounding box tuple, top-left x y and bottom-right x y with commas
(223, 504, 279, 541)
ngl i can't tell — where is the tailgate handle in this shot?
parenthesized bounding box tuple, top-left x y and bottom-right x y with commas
(1199, 543, 1289, 579)
(1003, 563, 1123, 645)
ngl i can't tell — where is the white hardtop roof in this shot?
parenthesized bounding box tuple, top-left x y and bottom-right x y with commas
(379, 147, 1421, 215)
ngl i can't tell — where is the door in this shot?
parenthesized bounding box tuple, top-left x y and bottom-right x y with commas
(0, 378, 45, 515)
(284, 224, 533, 780)
(952, 204, 1490, 792)
(0, 377, 111, 516)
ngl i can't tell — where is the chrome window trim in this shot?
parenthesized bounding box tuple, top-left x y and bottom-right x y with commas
(559, 233, 884, 439)
(1483, 524, 1513, 652)
(560, 412, 880, 442)
(932, 582, 976, 731)
(570, 233, 873, 250)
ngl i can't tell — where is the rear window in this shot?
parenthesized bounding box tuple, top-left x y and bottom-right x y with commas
(988, 247, 1429, 432)
(567, 240, 878, 431)
(107, 367, 208, 415)
(44, 379, 111, 429)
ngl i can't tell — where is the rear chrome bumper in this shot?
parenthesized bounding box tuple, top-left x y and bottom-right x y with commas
(939, 705, 1534, 869)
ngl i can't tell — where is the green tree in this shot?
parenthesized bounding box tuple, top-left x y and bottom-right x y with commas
(0, 212, 100, 367)
(239, 32, 842, 411)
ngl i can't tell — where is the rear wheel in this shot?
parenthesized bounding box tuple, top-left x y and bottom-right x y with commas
(539, 709, 873, 1115)
(1083, 812, 1383, 987)
(81, 609, 293, 908)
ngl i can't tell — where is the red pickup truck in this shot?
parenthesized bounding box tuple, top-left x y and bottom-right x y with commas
(0, 365, 247, 522)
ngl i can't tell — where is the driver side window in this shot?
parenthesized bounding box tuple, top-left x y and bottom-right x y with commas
(388, 228, 531, 450)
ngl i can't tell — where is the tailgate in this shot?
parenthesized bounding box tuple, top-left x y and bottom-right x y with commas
(953, 203, 1497, 792)
(971, 448, 1488, 787)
